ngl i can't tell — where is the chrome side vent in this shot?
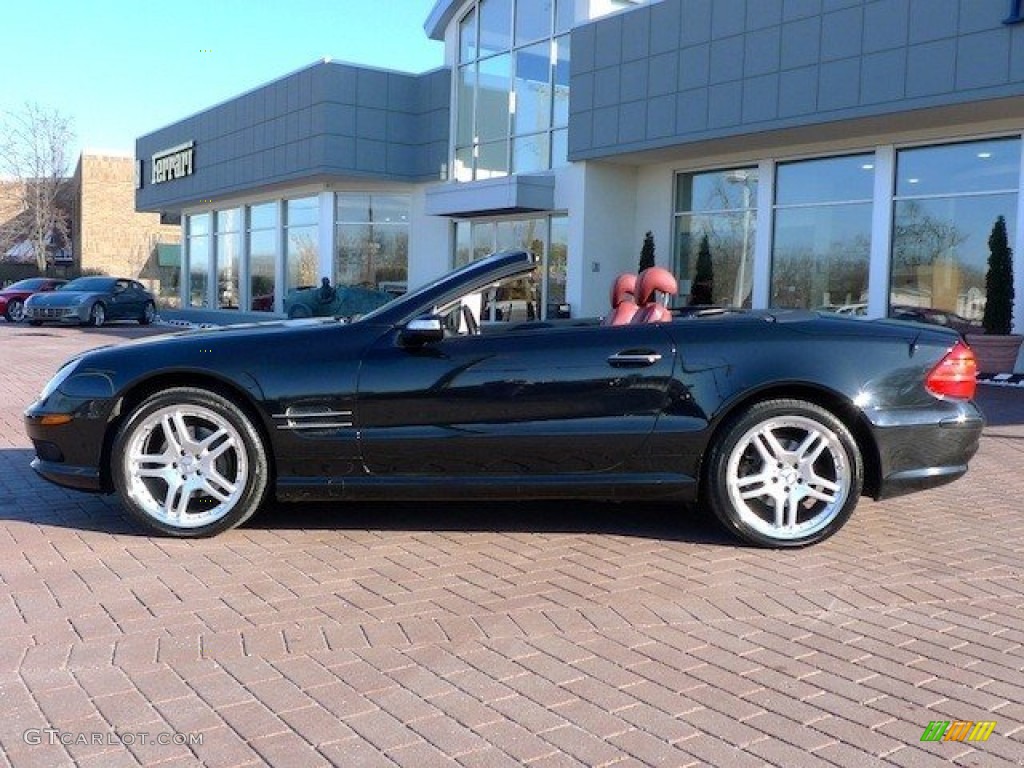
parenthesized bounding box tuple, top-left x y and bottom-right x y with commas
(272, 407, 353, 431)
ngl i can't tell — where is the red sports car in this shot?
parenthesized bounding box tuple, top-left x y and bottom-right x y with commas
(0, 278, 67, 322)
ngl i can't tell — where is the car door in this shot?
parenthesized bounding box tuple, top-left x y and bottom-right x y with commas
(356, 322, 677, 476)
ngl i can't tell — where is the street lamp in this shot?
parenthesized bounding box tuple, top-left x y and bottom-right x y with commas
(725, 170, 755, 307)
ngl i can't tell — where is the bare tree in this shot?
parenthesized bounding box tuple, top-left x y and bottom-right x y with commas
(0, 102, 75, 273)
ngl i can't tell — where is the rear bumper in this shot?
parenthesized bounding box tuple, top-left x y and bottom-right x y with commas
(871, 403, 984, 499)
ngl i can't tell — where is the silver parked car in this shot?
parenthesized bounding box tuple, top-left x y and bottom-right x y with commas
(24, 276, 156, 327)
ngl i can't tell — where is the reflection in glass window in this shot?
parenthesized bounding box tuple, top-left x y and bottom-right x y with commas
(187, 213, 210, 308)
(454, 0, 570, 181)
(771, 156, 873, 310)
(674, 169, 758, 307)
(452, 216, 565, 320)
(248, 202, 277, 312)
(334, 194, 410, 294)
(891, 138, 1020, 321)
(215, 209, 240, 309)
(285, 197, 319, 293)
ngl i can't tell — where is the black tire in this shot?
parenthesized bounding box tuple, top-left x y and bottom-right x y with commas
(5, 298, 24, 322)
(704, 398, 863, 548)
(89, 302, 106, 327)
(112, 387, 270, 537)
(139, 301, 156, 325)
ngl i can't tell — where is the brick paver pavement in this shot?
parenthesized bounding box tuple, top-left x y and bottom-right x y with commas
(0, 321, 1021, 767)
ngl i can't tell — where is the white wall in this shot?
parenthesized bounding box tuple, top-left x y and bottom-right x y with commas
(409, 185, 451, 288)
(564, 161, 639, 318)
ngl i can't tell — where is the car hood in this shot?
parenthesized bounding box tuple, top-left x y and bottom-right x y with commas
(27, 291, 99, 306)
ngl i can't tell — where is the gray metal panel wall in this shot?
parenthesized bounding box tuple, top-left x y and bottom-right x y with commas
(568, 0, 1024, 160)
(136, 62, 450, 211)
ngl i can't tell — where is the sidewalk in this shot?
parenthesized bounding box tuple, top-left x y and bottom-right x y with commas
(1, 322, 1021, 767)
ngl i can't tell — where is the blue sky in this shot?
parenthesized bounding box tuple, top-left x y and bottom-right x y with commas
(1, 0, 443, 163)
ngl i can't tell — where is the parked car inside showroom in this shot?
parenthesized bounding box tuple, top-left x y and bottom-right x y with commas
(25, 251, 982, 547)
(0, 277, 67, 322)
(24, 276, 156, 327)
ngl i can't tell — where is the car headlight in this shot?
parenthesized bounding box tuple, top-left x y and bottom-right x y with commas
(39, 359, 81, 401)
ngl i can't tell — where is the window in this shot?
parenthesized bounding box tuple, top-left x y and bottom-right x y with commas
(186, 213, 210, 308)
(674, 168, 758, 307)
(452, 214, 567, 320)
(772, 155, 873, 310)
(891, 138, 1020, 321)
(335, 194, 410, 294)
(248, 202, 277, 312)
(454, 0, 572, 181)
(284, 197, 318, 292)
(215, 208, 241, 309)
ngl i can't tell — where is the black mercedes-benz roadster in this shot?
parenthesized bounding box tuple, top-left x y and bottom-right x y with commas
(25, 250, 983, 547)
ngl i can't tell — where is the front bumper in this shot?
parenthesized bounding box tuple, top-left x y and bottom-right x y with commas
(25, 305, 88, 323)
(25, 399, 114, 493)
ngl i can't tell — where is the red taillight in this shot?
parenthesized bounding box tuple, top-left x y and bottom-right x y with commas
(925, 341, 977, 400)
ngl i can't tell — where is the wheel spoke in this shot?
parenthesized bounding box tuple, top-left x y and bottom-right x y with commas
(200, 428, 235, 460)
(751, 432, 778, 463)
(172, 482, 193, 518)
(160, 415, 184, 455)
(795, 431, 827, 463)
(202, 472, 236, 502)
(735, 470, 773, 500)
(805, 484, 839, 503)
(785, 494, 800, 529)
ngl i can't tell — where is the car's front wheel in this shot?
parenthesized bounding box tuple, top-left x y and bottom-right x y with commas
(139, 301, 156, 325)
(89, 302, 106, 327)
(704, 399, 863, 548)
(112, 387, 270, 537)
(5, 298, 24, 322)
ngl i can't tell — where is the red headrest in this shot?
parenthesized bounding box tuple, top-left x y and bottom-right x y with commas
(635, 267, 678, 305)
(610, 273, 637, 308)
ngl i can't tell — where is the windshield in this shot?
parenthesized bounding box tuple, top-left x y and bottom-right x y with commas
(60, 277, 114, 292)
(5, 278, 45, 291)
(357, 257, 527, 324)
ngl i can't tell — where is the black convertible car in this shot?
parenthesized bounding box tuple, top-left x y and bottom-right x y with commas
(25, 250, 983, 547)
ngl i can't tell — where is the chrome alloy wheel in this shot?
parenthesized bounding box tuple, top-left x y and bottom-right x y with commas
(725, 415, 851, 542)
(123, 404, 249, 528)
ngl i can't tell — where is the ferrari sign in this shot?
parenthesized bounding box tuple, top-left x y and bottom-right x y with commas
(151, 141, 195, 185)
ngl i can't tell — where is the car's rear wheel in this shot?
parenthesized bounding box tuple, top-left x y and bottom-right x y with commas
(5, 298, 24, 322)
(89, 302, 106, 327)
(704, 399, 862, 547)
(112, 388, 270, 537)
(139, 301, 156, 325)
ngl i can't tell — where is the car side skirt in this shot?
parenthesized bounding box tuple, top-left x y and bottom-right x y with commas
(276, 472, 696, 503)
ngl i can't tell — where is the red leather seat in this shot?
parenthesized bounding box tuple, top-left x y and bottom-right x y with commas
(632, 267, 678, 323)
(603, 273, 638, 326)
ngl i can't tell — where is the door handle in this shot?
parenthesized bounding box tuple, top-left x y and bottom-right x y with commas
(607, 351, 662, 367)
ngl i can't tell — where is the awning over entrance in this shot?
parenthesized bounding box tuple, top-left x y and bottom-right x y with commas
(425, 174, 555, 218)
(156, 243, 181, 268)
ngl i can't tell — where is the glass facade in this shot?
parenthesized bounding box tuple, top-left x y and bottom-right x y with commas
(284, 197, 319, 292)
(674, 168, 758, 307)
(248, 202, 277, 312)
(335, 194, 410, 293)
(186, 213, 210, 308)
(891, 138, 1021, 321)
(671, 137, 1021, 323)
(453, 214, 567, 319)
(454, 0, 571, 181)
(772, 155, 873, 310)
(215, 209, 241, 309)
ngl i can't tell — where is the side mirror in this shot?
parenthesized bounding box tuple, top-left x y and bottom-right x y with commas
(400, 315, 444, 346)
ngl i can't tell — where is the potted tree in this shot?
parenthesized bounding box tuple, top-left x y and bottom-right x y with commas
(966, 216, 1022, 374)
(639, 231, 656, 272)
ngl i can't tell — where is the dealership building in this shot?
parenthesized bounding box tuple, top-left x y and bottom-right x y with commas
(136, 0, 1024, 331)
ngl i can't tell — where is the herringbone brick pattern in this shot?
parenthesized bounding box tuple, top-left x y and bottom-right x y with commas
(0, 323, 1021, 767)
